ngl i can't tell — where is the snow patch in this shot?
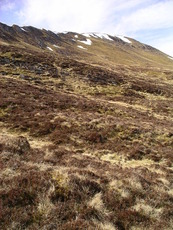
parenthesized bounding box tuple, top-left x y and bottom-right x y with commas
(82, 33, 98, 38)
(82, 33, 91, 38)
(47, 47, 53, 51)
(90, 33, 98, 38)
(75, 35, 78, 38)
(82, 33, 112, 40)
(93, 33, 113, 41)
(116, 35, 131, 43)
(77, 45, 87, 50)
(82, 33, 132, 43)
(53, 44, 60, 48)
(21, 27, 27, 32)
(60, 31, 68, 34)
(79, 38, 92, 45)
(168, 56, 173, 60)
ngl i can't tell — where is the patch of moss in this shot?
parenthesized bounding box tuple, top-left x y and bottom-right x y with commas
(51, 171, 70, 202)
(0, 107, 9, 119)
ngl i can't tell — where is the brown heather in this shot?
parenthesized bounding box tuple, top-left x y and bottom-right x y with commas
(0, 23, 173, 229)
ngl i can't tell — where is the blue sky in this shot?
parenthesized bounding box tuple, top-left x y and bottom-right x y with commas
(0, 0, 173, 56)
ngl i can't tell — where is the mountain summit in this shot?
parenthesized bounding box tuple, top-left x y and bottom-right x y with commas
(0, 23, 173, 230)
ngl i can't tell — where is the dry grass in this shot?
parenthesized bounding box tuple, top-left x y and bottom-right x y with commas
(0, 33, 173, 229)
(132, 199, 163, 219)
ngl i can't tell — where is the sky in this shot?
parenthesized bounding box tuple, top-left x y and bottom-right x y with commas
(0, 0, 173, 56)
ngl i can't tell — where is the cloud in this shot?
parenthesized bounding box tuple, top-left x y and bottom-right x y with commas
(16, 0, 154, 33)
(151, 34, 173, 57)
(109, 0, 173, 56)
(113, 0, 173, 34)
(17, 0, 116, 32)
(0, 0, 15, 11)
(14, 0, 173, 34)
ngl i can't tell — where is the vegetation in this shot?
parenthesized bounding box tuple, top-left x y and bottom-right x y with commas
(0, 24, 173, 229)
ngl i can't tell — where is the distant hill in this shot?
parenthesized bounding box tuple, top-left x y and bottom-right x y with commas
(0, 22, 173, 69)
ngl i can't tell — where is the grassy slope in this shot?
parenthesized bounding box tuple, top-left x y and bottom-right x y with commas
(0, 38, 173, 230)
(58, 34, 173, 70)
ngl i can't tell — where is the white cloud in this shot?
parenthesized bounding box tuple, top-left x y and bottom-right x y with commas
(151, 35, 173, 57)
(17, 0, 173, 34)
(18, 0, 116, 32)
(113, 1, 173, 34)
(0, 0, 15, 11)
(17, 0, 151, 33)
(109, 0, 173, 56)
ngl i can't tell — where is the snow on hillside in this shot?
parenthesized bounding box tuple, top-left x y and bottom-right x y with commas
(58, 31, 132, 44)
(116, 35, 131, 43)
(82, 33, 92, 38)
(47, 47, 53, 51)
(21, 27, 27, 32)
(94, 33, 113, 41)
(77, 45, 87, 50)
(82, 33, 132, 44)
(61, 31, 68, 34)
(53, 44, 60, 48)
(79, 38, 92, 45)
(83, 33, 113, 41)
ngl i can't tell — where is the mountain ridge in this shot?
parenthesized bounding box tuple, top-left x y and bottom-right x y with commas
(0, 22, 173, 70)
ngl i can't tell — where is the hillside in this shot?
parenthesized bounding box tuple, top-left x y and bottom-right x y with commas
(0, 23, 173, 230)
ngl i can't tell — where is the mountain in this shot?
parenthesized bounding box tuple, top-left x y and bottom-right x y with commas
(1, 22, 173, 68)
(0, 22, 173, 230)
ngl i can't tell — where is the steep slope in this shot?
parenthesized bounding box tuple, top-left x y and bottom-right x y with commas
(1, 22, 173, 69)
(0, 23, 173, 230)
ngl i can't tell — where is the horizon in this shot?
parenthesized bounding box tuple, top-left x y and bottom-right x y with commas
(0, 0, 173, 56)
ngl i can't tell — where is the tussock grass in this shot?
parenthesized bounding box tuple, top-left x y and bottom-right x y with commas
(0, 40, 173, 229)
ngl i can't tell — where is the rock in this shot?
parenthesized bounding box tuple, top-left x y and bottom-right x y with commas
(20, 74, 32, 80)
(1, 71, 7, 75)
(0, 135, 30, 155)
